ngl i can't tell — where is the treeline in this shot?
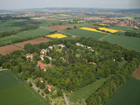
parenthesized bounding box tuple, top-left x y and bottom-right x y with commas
(0, 25, 39, 38)
(124, 31, 140, 37)
(0, 16, 30, 20)
(86, 58, 140, 105)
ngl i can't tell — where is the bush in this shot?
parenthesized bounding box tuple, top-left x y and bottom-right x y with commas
(44, 88, 49, 94)
(38, 90, 40, 92)
(41, 92, 44, 96)
(29, 81, 32, 87)
(57, 89, 63, 96)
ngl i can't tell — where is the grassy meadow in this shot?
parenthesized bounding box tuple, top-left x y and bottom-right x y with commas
(104, 77, 140, 105)
(0, 70, 50, 105)
(70, 78, 108, 102)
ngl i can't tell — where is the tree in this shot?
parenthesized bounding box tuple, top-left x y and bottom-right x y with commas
(67, 81, 72, 91)
(44, 57, 50, 64)
(36, 80, 40, 87)
(44, 88, 49, 94)
(40, 83, 45, 89)
(41, 92, 44, 96)
(57, 89, 63, 96)
(29, 81, 32, 87)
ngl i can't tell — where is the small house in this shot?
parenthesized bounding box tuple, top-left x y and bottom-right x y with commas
(26, 54, 33, 60)
(46, 85, 51, 91)
(48, 46, 54, 50)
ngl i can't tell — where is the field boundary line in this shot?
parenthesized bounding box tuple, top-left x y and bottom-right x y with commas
(99, 34, 111, 40)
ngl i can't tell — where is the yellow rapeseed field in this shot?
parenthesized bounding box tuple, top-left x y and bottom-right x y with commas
(47, 34, 67, 39)
(59, 14, 71, 16)
(100, 24, 110, 26)
(98, 27, 119, 33)
(120, 17, 134, 19)
(80, 27, 106, 33)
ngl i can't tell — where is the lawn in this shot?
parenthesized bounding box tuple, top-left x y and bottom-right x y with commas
(66, 29, 107, 39)
(0, 70, 50, 105)
(101, 34, 140, 51)
(0, 36, 22, 45)
(0, 20, 29, 32)
(70, 78, 108, 102)
(14, 28, 52, 38)
(104, 77, 140, 105)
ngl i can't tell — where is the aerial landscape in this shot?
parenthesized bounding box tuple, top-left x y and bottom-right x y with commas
(0, 0, 140, 105)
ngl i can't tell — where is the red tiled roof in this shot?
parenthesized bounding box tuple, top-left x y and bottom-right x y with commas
(40, 50, 44, 53)
(46, 56, 51, 59)
(27, 54, 33, 57)
(46, 85, 51, 89)
(40, 55, 44, 57)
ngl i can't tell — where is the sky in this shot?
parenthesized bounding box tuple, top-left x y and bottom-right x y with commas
(0, 0, 139, 10)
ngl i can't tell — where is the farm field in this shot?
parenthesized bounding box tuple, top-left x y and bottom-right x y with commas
(47, 25, 72, 31)
(98, 27, 119, 33)
(15, 37, 51, 48)
(0, 36, 23, 45)
(14, 28, 52, 38)
(104, 77, 140, 105)
(0, 45, 23, 55)
(0, 20, 29, 32)
(66, 29, 107, 39)
(133, 66, 140, 79)
(70, 78, 108, 102)
(47, 33, 67, 39)
(39, 20, 60, 27)
(66, 23, 93, 27)
(101, 34, 140, 51)
(0, 70, 50, 105)
(110, 26, 140, 33)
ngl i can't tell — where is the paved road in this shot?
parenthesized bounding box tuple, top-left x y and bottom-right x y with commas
(27, 79, 55, 105)
(63, 92, 69, 105)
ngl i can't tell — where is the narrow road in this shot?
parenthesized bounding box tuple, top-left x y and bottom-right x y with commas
(63, 92, 69, 105)
(27, 79, 55, 105)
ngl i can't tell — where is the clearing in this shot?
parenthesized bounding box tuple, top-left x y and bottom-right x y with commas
(0, 45, 23, 55)
(70, 78, 108, 102)
(15, 37, 51, 48)
(104, 77, 140, 105)
(0, 70, 50, 105)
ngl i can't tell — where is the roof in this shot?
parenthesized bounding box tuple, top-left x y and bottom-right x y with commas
(27, 54, 33, 57)
(46, 56, 51, 59)
(89, 62, 96, 65)
(37, 61, 51, 69)
(47, 85, 51, 89)
(40, 55, 44, 57)
(40, 50, 44, 53)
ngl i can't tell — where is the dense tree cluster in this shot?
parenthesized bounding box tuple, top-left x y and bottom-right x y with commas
(1, 37, 140, 105)
(124, 31, 140, 37)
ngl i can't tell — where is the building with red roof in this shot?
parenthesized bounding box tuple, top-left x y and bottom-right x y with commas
(46, 85, 51, 91)
(26, 54, 33, 60)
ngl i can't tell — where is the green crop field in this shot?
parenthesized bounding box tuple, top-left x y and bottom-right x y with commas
(39, 20, 60, 27)
(110, 26, 140, 33)
(66, 29, 107, 39)
(104, 77, 140, 105)
(0, 70, 50, 105)
(14, 28, 52, 38)
(70, 78, 108, 102)
(0, 36, 22, 45)
(0, 20, 29, 32)
(101, 34, 140, 51)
